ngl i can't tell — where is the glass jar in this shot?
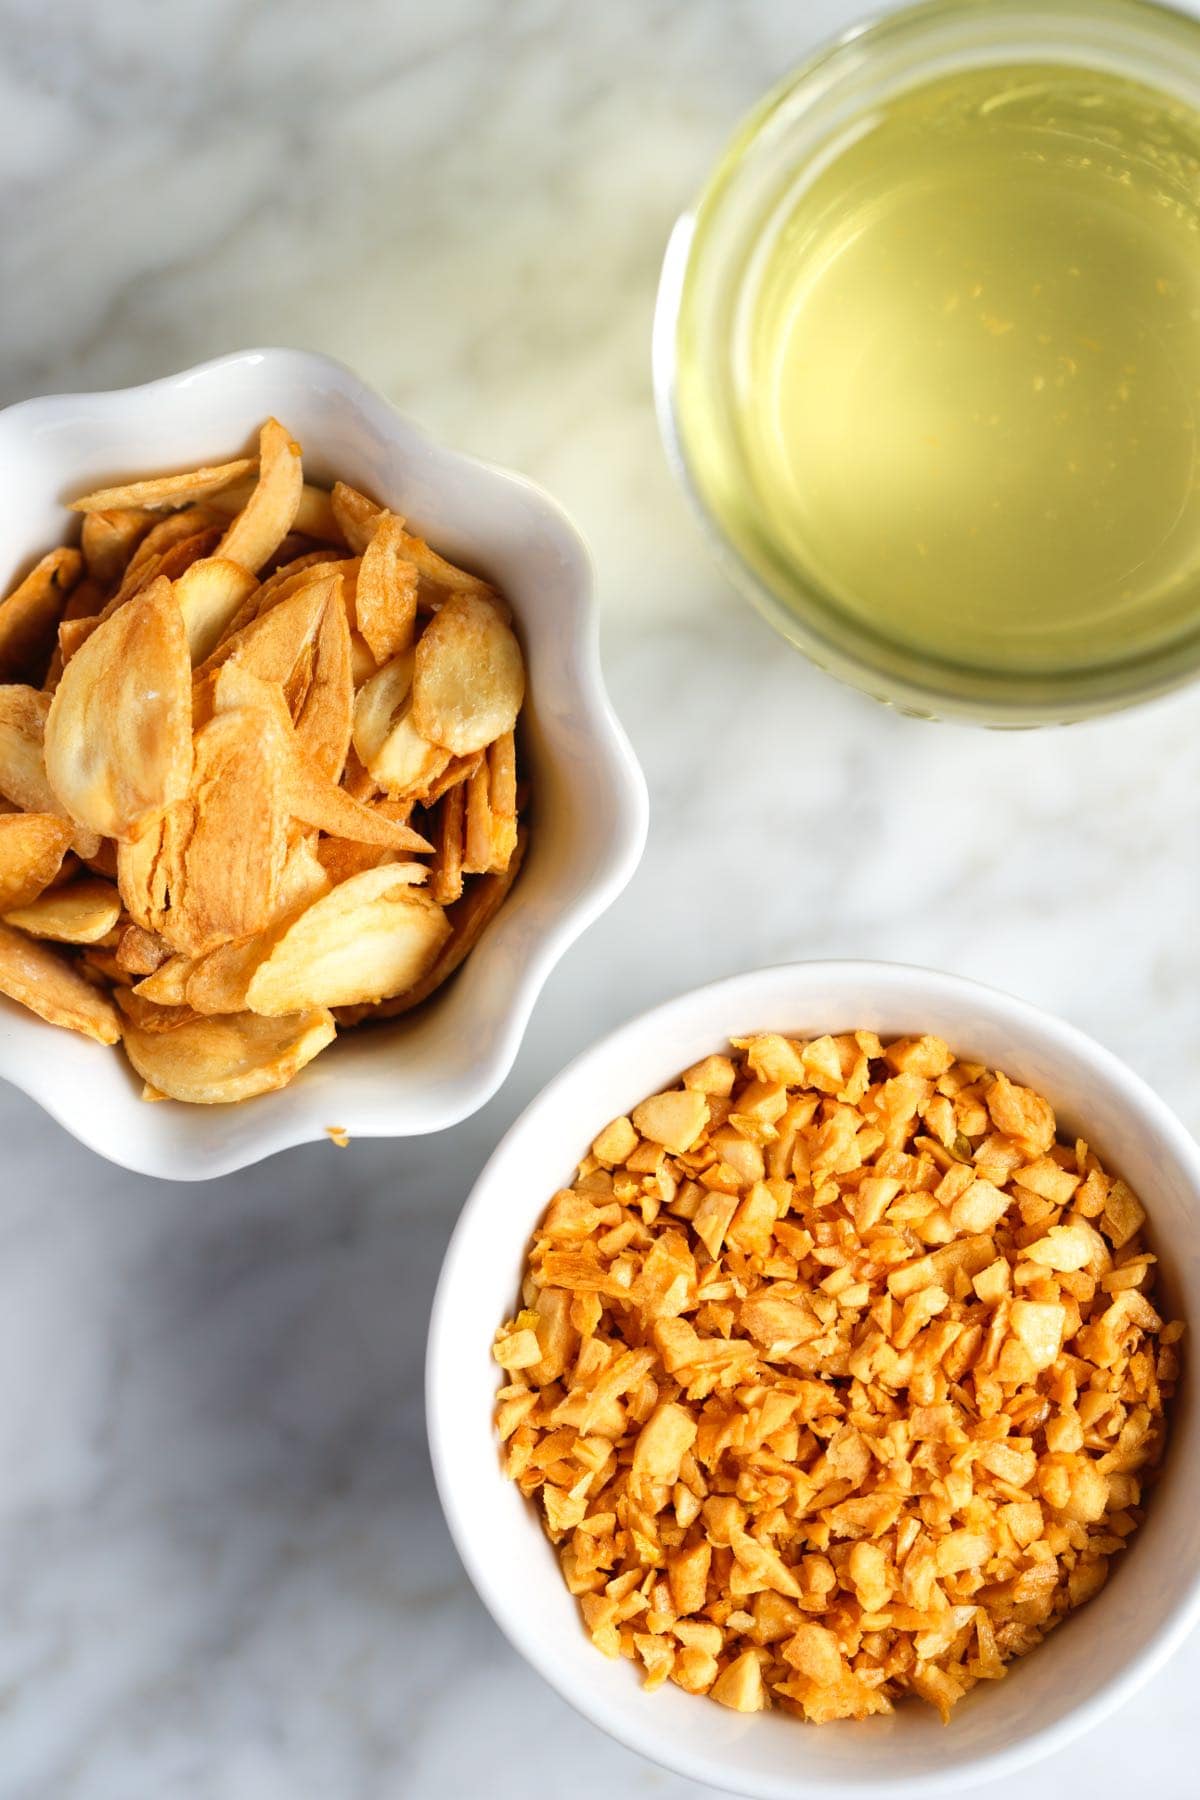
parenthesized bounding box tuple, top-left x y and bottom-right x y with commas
(654, 0, 1200, 723)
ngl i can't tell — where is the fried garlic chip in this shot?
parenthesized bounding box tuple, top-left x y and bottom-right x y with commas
(81, 528, 222, 646)
(0, 812, 74, 910)
(412, 592, 524, 756)
(293, 570, 353, 780)
(210, 476, 342, 546)
(119, 507, 221, 593)
(348, 629, 375, 687)
(0, 687, 59, 817)
(463, 757, 493, 876)
(215, 419, 304, 575)
(431, 783, 465, 905)
(0, 685, 99, 857)
(173, 832, 332, 1016)
(394, 530, 497, 602)
(115, 923, 171, 976)
(132, 844, 325, 1016)
(336, 827, 524, 1025)
(195, 571, 332, 697)
(295, 772, 432, 850)
(314, 838, 395, 887)
(250, 553, 356, 626)
(330, 481, 384, 555)
(129, 953, 189, 1006)
(245, 863, 449, 1015)
(464, 732, 518, 875)
(117, 992, 336, 1103)
(44, 576, 192, 840)
(173, 557, 259, 664)
(168, 703, 291, 954)
(0, 920, 120, 1044)
(331, 482, 496, 604)
(70, 455, 256, 515)
(352, 650, 448, 798)
(314, 799, 423, 885)
(4, 876, 121, 943)
(355, 511, 417, 664)
(79, 508, 156, 585)
(60, 576, 107, 627)
(210, 660, 431, 853)
(116, 802, 188, 939)
(0, 548, 83, 683)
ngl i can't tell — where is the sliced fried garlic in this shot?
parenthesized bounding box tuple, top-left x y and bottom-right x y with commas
(174, 557, 259, 664)
(116, 802, 187, 937)
(412, 592, 524, 756)
(314, 838, 396, 887)
(355, 511, 417, 664)
(398, 530, 496, 603)
(210, 476, 342, 546)
(249, 554, 356, 630)
(118, 993, 336, 1103)
(118, 993, 198, 1032)
(330, 480, 383, 554)
(349, 629, 375, 686)
(0, 812, 74, 910)
(79, 946, 134, 990)
(0, 685, 59, 814)
(211, 660, 431, 852)
(179, 935, 278, 1016)
(337, 828, 524, 1024)
(167, 703, 291, 954)
(0, 420, 528, 1102)
(120, 507, 221, 594)
(79, 508, 156, 585)
(44, 576, 192, 840)
(245, 863, 450, 1015)
(195, 570, 332, 693)
(294, 570, 353, 780)
(4, 876, 122, 943)
(332, 483, 495, 603)
(352, 650, 448, 797)
(215, 418, 304, 575)
(0, 548, 82, 682)
(431, 783, 465, 905)
(69, 455, 256, 514)
(115, 923, 172, 976)
(169, 831, 329, 1016)
(130, 954, 190, 1006)
(93, 519, 214, 625)
(61, 577, 107, 626)
(0, 686, 102, 860)
(422, 752, 482, 805)
(463, 756, 494, 876)
(0, 920, 121, 1043)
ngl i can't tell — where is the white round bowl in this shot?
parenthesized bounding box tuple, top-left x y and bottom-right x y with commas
(427, 961, 1200, 1798)
(0, 348, 647, 1179)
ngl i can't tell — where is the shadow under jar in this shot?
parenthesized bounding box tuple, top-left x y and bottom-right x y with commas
(656, 0, 1200, 724)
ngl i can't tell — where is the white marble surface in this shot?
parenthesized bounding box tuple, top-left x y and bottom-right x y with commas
(1, 0, 1199, 1794)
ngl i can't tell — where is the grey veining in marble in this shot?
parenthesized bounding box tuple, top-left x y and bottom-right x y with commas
(0, 1, 1198, 1795)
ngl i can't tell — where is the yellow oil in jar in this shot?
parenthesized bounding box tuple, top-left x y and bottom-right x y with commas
(733, 62, 1200, 673)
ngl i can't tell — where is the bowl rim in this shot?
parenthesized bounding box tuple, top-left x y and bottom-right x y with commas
(0, 347, 649, 1178)
(427, 957, 1200, 1797)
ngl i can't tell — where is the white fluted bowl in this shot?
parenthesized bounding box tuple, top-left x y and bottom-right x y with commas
(0, 349, 647, 1179)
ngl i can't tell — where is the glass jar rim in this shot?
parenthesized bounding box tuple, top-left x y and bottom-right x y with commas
(654, 0, 1200, 724)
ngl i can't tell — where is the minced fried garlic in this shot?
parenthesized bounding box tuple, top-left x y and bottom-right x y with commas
(493, 1032, 1182, 1723)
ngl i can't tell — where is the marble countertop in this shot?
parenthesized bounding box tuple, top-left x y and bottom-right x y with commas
(2, 0, 1199, 1794)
